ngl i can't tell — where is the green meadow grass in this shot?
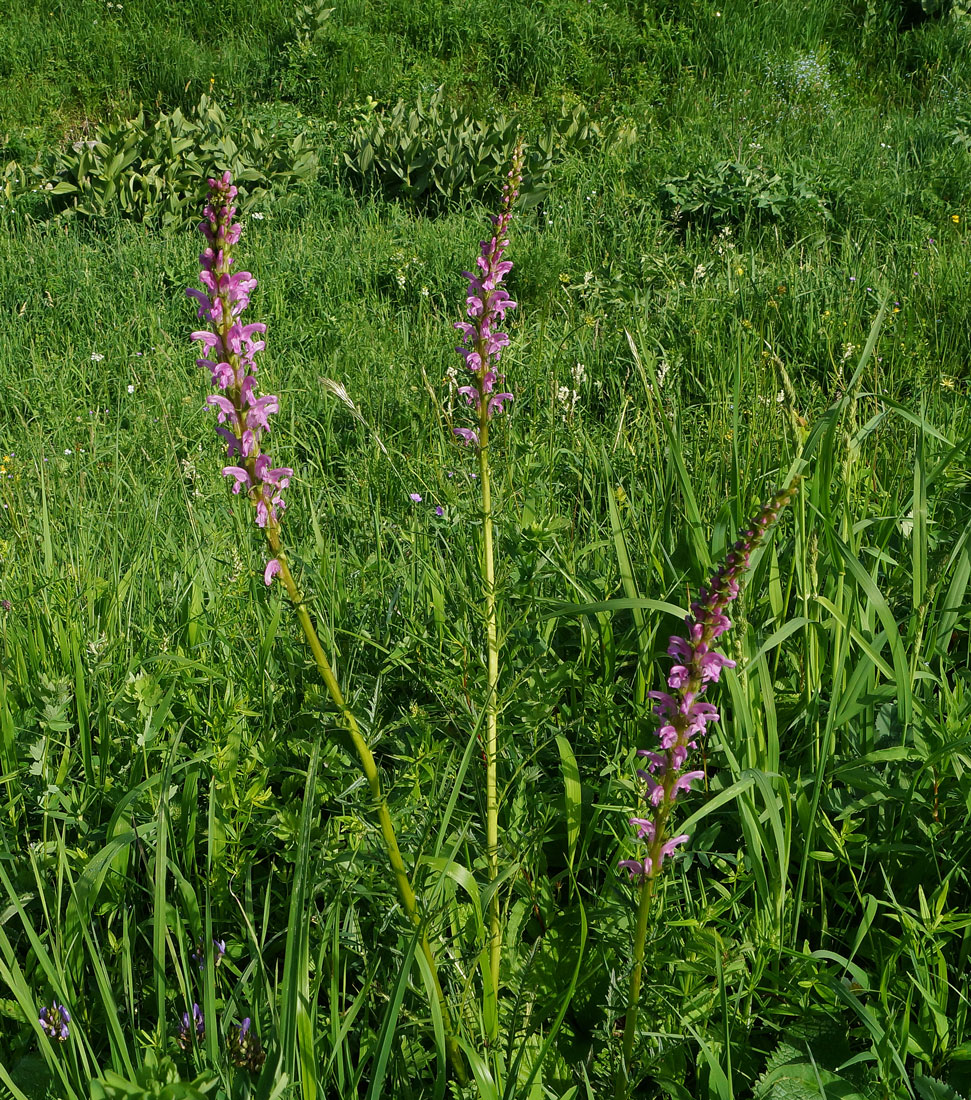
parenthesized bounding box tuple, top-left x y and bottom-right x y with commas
(1, 0, 971, 1097)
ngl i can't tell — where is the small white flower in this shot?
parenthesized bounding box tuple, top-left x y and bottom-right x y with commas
(251, 212, 265, 220)
(91, 352, 104, 362)
(127, 384, 135, 394)
(557, 385, 579, 412)
(64, 449, 72, 455)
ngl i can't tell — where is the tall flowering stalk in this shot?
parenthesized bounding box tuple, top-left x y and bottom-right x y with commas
(186, 173, 467, 1085)
(453, 143, 524, 1026)
(186, 173, 292, 570)
(615, 483, 799, 1095)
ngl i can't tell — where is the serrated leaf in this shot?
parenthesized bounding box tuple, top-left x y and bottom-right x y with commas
(915, 1076, 969, 1100)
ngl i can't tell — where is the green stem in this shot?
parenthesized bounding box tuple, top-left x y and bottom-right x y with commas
(616, 873, 657, 1098)
(270, 541, 468, 1086)
(478, 413, 502, 1037)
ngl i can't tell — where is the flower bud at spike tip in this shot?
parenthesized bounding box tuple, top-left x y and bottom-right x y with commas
(619, 482, 799, 883)
(186, 172, 291, 582)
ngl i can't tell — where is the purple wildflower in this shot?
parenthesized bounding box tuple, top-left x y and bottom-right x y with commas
(452, 142, 524, 448)
(227, 1016, 266, 1072)
(619, 483, 799, 884)
(191, 936, 227, 969)
(177, 1003, 205, 1050)
(38, 1002, 70, 1042)
(187, 172, 292, 582)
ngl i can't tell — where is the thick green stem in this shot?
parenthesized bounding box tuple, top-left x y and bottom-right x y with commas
(478, 413, 502, 1036)
(616, 873, 658, 1098)
(269, 540, 468, 1085)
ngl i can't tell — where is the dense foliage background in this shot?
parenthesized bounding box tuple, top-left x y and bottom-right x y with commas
(1, 0, 970, 1097)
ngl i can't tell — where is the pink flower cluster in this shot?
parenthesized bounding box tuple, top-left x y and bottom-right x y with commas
(187, 172, 292, 584)
(453, 144, 524, 448)
(619, 484, 799, 882)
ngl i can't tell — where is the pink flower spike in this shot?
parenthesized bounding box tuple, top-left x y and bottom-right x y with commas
(264, 559, 282, 586)
(618, 484, 800, 889)
(452, 143, 524, 447)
